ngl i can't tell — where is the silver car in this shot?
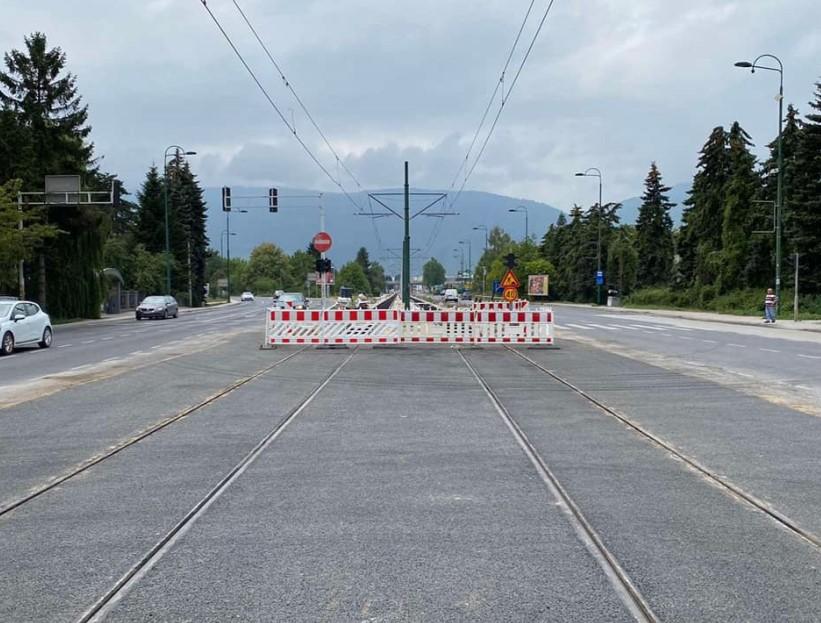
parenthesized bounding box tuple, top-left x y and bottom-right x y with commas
(136, 295, 179, 320)
(274, 292, 306, 310)
(0, 298, 53, 355)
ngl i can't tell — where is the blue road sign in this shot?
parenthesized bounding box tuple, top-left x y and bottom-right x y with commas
(493, 280, 502, 294)
(595, 270, 604, 286)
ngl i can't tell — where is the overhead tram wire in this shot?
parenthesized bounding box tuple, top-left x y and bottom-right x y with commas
(448, 0, 537, 192)
(450, 0, 558, 211)
(196, 0, 364, 216)
(228, 0, 385, 255)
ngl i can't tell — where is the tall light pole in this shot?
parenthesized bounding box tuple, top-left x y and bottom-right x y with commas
(472, 226, 488, 296)
(459, 239, 472, 284)
(508, 206, 528, 241)
(163, 145, 196, 295)
(225, 209, 247, 302)
(453, 248, 464, 284)
(219, 230, 237, 299)
(735, 54, 784, 313)
(575, 168, 603, 305)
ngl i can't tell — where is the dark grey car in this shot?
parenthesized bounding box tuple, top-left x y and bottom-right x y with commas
(136, 295, 178, 320)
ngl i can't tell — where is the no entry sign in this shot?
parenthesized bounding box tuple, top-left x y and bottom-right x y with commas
(312, 231, 332, 253)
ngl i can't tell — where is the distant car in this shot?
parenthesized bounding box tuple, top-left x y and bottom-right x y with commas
(272, 289, 284, 304)
(240, 291, 255, 302)
(0, 298, 53, 355)
(274, 292, 306, 310)
(443, 288, 459, 303)
(460, 291, 472, 301)
(337, 286, 352, 308)
(136, 295, 178, 320)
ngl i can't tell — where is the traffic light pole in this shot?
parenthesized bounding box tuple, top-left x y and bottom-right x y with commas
(403, 161, 411, 310)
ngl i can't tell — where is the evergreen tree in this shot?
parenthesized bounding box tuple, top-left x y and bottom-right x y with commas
(136, 166, 166, 253)
(720, 122, 758, 290)
(635, 162, 674, 287)
(679, 126, 730, 286)
(607, 225, 638, 294)
(791, 82, 821, 292)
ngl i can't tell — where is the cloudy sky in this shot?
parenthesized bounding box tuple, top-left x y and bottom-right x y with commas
(2, 0, 819, 213)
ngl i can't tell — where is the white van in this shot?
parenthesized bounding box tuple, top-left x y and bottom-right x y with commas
(443, 288, 459, 303)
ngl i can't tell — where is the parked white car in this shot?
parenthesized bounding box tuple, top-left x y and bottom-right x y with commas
(0, 297, 53, 355)
(240, 291, 255, 302)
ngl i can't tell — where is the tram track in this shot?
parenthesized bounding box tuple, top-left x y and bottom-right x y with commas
(502, 344, 821, 553)
(0, 347, 309, 519)
(76, 347, 358, 622)
(456, 348, 659, 623)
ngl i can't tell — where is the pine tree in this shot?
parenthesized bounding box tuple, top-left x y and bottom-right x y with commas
(791, 82, 821, 292)
(720, 122, 758, 290)
(136, 166, 166, 254)
(679, 126, 730, 286)
(635, 162, 674, 287)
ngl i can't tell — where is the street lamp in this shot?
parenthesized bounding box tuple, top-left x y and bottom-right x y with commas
(575, 167, 603, 305)
(459, 239, 472, 284)
(163, 145, 197, 295)
(508, 206, 528, 241)
(224, 209, 247, 302)
(735, 54, 784, 312)
(472, 226, 488, 296)
(453, 247, 464, 284)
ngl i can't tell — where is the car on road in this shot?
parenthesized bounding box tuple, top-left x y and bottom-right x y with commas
(274, 292, 306, 310)
(443, 288, 459, 303)
(240, 291, 255, 302)
(337, 286, 352, 308)
(0, 298, 53, 355)
(460, 290, 472, 301)
(135, 295, 178, 320)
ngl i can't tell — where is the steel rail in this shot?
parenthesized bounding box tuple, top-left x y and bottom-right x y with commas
(0, 347, 309, 518)
(77, 348, 358, 622)
(457, 349, 658, 623)
(504, 345, 821, 553)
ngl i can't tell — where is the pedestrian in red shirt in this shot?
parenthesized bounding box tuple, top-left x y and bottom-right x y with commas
(764, 288, 777, 323)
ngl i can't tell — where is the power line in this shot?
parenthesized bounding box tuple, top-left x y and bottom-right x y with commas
(450, 0, 558, 209)
(196, 0, 364, 215)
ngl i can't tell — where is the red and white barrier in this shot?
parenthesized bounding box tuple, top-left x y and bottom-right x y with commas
(264, 307, 553, 347)
(471, 300, 529, 311)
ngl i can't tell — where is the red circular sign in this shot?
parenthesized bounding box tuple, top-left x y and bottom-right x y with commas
(312, 231, 332, 253)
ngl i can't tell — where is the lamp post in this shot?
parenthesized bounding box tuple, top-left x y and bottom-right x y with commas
(453, 248, 464, 285)
(735, 54, 784, 313)
(473, 225, 489, 296)
(224, 209, 247, 302)
(459, 239, 472, 285)
(575, 168, 603, 304)
(508, 206, 528, 241)
(163, 145, 197, 295)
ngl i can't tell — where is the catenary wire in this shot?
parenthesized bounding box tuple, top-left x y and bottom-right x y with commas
(450, 0, 558, 210)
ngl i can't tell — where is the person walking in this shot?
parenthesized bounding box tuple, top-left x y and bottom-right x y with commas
(764, 288, 777, 323)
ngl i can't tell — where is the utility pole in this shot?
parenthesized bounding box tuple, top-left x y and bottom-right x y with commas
(794, 252, 799, 322)
(226, 210, 231, 302)
(403, 161, 411, 310)
(17, 194, 24, 299)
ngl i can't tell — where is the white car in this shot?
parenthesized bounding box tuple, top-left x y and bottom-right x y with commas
(443, 288, 459, 303)
(240, 291, 255, 302)
(0, 297, 53, 355)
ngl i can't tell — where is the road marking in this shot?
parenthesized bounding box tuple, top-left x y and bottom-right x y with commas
(58, 344, 73, 348)
(81, 339, 96, 344)
(727, 343, 747, 348)
(611, 324, 639, 331)
(678, 336, 694, 341)
(566, 323, 594, 330)
(760, 348, 780, 353)
(629, 324, 666, 331)
(101, 337, 114, 341)
(587, 323, 618, 331)
(701, 339, 718, 344)
(660, 333, 673, 337)
(797, 354, 821, 360)
(129, 351, 146, 356)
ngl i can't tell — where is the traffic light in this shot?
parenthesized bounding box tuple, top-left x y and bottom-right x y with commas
(504, 252, 518, 269)
(268, 187, 278, 212)
(221, 186, 231, 212)
(315, 258, 332, 273)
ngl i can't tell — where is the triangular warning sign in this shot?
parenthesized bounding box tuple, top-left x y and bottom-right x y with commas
(500, 269, 520, 289)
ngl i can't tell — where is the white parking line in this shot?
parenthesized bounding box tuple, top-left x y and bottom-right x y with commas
(760, 348, 780, 353)
(797, 354, 821, 360)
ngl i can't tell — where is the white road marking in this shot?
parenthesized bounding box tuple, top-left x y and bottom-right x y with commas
(611, 324, 640, 331)
(701, 339, 718, 344)
(727, 343, 747, 348)
(660, 333, 673, 337)
(587, 323, 618, 331)
(629, 324, 666, 331)
(678, 336, 694, 341)
(129, 351, 146, 356)
(760, 348, 780, 353)
(81, 339, 96, 344)
(101, 337, 114, 341)
(797, 354, 821, 360)
(57, 344, 73, 348)
(566, 323, 594, 330)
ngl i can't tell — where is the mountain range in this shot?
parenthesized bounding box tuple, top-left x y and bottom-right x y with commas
(204, 184, 690, 275)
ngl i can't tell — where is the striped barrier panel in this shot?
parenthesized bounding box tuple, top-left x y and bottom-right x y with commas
(265, 309, 402, 345)
(471, 300, 529, 311)
(264, 308, 553, 346)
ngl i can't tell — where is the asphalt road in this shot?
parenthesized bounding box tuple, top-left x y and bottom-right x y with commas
(0, 299, 268, 386)
(1, 306, 820, 621)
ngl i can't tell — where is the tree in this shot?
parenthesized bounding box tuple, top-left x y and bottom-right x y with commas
(286, 249, 314, 292)
(679, 126, 730, 287)
(422, 257, 446, 288)
(791, 82, 821, 292)
(336, 261, 370, 295)
(635, 162, 674, 287)
(720, 122, 758, 290)
(168, 160, 208, 305)
(245, 242, 290, 294)
(135, 166, 165, 254)
(607, 226, 638, 294)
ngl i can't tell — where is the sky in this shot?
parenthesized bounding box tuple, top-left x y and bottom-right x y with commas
(2, 0, 819, 217)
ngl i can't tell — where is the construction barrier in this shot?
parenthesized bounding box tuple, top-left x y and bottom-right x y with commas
(264, 308, 553, 347)
(471, 300, 529, 310)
